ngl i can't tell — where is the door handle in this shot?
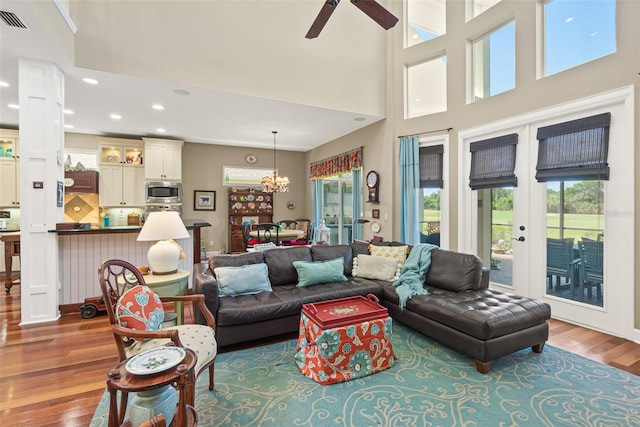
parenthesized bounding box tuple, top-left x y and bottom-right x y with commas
(513, 236, 525, 242)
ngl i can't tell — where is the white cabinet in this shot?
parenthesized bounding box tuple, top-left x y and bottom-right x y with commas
(142, 138, 183, 180)
(0, 129, 19, 207)
(98, 137, 145, 207)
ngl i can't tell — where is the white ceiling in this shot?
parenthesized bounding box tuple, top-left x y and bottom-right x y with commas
(0, 0, 389, 152)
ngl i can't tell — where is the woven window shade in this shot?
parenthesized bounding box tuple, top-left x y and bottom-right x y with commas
(469, 134, 518, 190)
(419, 145, 443, 188)
(535, 113, 611, 182)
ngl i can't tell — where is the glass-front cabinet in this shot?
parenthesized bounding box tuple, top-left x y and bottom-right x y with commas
(0, 129, 19, 207)
(97, 137, 145, 207)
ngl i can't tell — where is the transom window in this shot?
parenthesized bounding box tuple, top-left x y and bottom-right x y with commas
(543, 0, 616, 76)
(406, 56, 447, 118)
(471, 21, 515, 102)
(405, 0, 446, 48)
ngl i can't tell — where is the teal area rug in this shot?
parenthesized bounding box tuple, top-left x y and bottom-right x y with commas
(91, 323, 640, 426)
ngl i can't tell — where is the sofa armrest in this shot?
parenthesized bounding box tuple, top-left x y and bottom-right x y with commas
(480, 267, 490, 289)
(192, 263, 219, 325)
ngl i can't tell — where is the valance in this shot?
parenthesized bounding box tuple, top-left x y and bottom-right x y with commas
(310, 147, 362, 180)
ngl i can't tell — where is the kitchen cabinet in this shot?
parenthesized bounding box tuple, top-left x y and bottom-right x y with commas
(142, 138, 183, 181)
(64, 171, 99, 194)
(228, 188, 273, 253)
(0, 129, 19, 208)
(98, 137, 145, 207)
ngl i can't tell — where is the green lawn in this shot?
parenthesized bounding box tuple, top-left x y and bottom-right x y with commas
(423, 209, 603, 241)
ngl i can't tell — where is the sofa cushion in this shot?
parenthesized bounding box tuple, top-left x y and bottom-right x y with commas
(214, 263, 272, 297)
(350, 242, 370, 257)
(208, 251, 264, 276)
(294, 257, 348, 287)
(369, 245, 409, 266)
(425, 249, 484, 292)
(311, 244, 354, 276)
(263, 246, 312, 286)
(352, 254, 400, 281)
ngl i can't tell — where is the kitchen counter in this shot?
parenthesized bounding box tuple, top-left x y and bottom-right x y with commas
(51, 219, 211, 263)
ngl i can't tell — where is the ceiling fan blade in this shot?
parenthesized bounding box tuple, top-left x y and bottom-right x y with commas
(350, 0, 398, 30)
(306, 0, 341, 39)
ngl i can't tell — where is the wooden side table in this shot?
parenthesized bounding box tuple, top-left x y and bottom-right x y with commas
(106, 347, 197, 427)
(144, 270, 190, 324)
(1, 232, 20, 293)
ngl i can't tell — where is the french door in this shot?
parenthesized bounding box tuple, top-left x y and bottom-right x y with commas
(459, 88, 635, 339)
(320, 173, 353, 245)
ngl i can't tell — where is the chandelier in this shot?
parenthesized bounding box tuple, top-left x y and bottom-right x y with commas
(261, 130, 290, 193)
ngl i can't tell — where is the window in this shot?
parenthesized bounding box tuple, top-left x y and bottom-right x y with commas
(406, 56, 447, 118)
(469, 0, 501, 20)
(64, 149, 98, 171)
(418, 138, 448, 247)
(544, 0, 616, 76)
(406, 0, 446, 48)
(222, 165, 277, 187)
(471, 21, 515, 102)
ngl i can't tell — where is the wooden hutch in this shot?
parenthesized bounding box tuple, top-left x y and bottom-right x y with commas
(228, 188, 273, 253)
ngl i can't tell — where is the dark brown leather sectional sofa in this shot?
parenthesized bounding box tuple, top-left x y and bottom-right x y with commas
(193, 243, 551, 373)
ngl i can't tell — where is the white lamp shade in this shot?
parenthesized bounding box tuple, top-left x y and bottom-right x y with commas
(137, 211, 189, 274)
(137, 211, 190, 242)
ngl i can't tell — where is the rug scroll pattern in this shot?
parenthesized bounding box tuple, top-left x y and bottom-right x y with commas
(91, 323, 640, 426)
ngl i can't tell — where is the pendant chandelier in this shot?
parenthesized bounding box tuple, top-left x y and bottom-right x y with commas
(261, 130, 290, 193)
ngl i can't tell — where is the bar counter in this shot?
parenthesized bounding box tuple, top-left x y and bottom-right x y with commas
(51, 219, 211, 263)
(54, 219, 211, 307)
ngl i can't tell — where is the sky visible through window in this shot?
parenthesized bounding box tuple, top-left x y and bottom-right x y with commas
(545, 0, 616, 76)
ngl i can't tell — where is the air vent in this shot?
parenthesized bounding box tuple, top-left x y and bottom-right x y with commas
(0, 10, 29, 29)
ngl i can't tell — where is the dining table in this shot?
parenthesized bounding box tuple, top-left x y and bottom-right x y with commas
(249, 229, 305, 240)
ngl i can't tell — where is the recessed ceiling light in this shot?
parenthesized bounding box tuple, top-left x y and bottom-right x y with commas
(64, 124, 74, 129)
(152, 104, 164, 110)
(353, 117, 366, 122)
(173, 89, 190, 96)
(83, 77, 99, 85)
(110, 113, 122, 120)
(0, 81, 8, 87)
(8, 103, 19, 109)
(156, 128, 166, 133)
(64, 109, 74, 115)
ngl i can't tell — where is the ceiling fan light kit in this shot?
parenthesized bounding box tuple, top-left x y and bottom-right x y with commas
(306, 0, 399, 39)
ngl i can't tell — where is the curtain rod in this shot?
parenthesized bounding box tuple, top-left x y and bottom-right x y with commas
(397, 127, 453, 139)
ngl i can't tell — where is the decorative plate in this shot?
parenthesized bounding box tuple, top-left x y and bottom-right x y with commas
(245, 154, 257, 164)
(125, 347, 186, 376)
(247, 195, 255, 201)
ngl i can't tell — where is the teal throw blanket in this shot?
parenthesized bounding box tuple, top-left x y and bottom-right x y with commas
(393, 244, 438, 309)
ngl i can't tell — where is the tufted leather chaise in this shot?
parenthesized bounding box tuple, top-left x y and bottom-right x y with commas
(193, 244, 551, 373)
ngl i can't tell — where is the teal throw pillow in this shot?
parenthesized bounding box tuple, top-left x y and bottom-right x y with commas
(293, 257, 348, 287)
(214, 263, 272, 297)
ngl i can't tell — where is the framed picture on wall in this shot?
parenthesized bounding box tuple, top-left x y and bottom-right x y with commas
(372, 209, 380, 219)
(194, 190, 216, 211)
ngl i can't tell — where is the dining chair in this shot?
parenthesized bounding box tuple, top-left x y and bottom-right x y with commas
(577, 239, 604, 301)
(546, 237, 579, 291)
(98, 259, 217, 413)
(255, 222, 280, 244)
(294, 219, 313, 244)
(242, 221, 258, 249)
(278, 220, 298, 230)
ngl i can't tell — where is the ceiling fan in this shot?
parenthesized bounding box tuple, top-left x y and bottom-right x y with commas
(306, 0, 399, 39)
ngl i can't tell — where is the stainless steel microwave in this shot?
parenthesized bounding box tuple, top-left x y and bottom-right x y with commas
(145, 181, 182, 204)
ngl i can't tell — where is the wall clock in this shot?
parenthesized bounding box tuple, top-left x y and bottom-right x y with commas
(366, 170, 380, 203)
(245, 154, 257, 164)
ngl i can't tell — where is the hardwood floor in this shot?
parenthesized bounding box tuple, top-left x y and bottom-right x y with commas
(1, 286, 639, 426)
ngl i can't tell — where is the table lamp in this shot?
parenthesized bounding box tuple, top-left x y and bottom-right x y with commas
(137, 211, 189, 275)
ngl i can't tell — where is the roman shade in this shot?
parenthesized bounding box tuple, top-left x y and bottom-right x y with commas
(469, 134, 518, 190)
(419, 145, 444, 188)
(535, 113, 611, 182)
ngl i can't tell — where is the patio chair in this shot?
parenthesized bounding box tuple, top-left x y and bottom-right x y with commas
(577, 239, 604, 301)
(98, 259, 217, 414)
(546, 237, 579, 291)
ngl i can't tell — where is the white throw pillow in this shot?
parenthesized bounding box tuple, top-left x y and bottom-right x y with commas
(352, 254, 401, 281)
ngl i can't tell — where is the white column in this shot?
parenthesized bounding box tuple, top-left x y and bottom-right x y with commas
(18, 59, 65, 324)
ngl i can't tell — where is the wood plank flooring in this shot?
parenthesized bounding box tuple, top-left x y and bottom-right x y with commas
(1, 286, 639, 426)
